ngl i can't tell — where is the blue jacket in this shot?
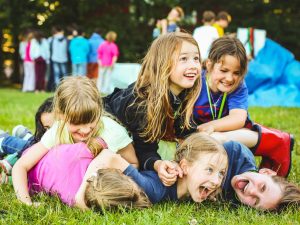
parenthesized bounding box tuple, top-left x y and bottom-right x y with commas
(69, 36, 90, 64)
(88, 33, 104, 63)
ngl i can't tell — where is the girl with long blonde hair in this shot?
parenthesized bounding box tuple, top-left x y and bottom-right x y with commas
(104, 32, 202, 185)
(12, 76, 138, 206)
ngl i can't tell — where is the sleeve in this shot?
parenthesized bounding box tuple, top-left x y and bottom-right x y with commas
(99, 116, 132, 153)
(97, 43, 104, 60)
(123, 165, 164, 203)
(40, 121, 59, 149)
(104, 87, 161, 170)
(43, 39, 50, 61)
(113, 43, 119, 57)
(29, 40, 37, 60)
(222, 141, 257, 192)
(227, 81, 248, 111)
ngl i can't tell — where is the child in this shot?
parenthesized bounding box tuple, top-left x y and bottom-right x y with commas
(30, 30, 50, 92)
(79, 133, 228, 204)
(153, 6, 184, 38)
(104, 32, 201, 185)
(212, 11, 231, 37)
(12, 141, 150, 210)
(97, 31, 119, 95)
(193, 36, 294, 177)
(0, 97, 54, 182)
(193, 10, 219, 60)
(223, 140, 300, 211)
(69, 29, 90, 76)
(12, 76, 138, 206)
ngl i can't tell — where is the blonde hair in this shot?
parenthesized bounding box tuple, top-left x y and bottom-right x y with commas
(175, 133, 227, 164)
(85, 168, 151, 211)
(105, 31, 117, 42)
(272, 176, 300, 212)
(173, 6, 184, 20)
(134, 32, 201, 142)
(53, 76, 103, 156)
(175, 133, 228, 196)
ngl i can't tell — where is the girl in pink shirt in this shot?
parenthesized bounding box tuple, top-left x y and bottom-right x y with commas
(26, 141, 151, 210)
(97, 31, 119, 95)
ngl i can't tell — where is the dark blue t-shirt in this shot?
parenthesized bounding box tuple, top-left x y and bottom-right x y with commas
(193, 71, 248, 124)
(123, 165, 178, 204)
(222, 141, 257, 201)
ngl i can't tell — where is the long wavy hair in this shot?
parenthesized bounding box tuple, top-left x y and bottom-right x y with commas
(53, 76, 103, 156)
(134, 32, 201, 142)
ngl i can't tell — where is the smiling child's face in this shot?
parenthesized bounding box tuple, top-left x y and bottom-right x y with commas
(231, 171, 283, 210)
(183, 152, 227, 203)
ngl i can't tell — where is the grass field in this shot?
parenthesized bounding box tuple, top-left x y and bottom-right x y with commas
(0, 88, 299, 225)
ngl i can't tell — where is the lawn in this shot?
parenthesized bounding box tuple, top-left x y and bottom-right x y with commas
(0, 88, 299, 225)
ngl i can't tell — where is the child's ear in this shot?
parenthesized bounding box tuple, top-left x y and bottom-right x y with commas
(179, 159, 189, 175)
(258, 168, 277, 176)
(205, 59, 212, 72)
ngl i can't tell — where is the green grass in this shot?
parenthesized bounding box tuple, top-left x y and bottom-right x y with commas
(0, 88, 300, 225)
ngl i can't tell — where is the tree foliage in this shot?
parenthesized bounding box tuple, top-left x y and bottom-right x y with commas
(1, 0, 299, 83)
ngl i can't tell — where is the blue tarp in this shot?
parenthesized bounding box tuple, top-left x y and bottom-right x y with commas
(246, 38, 300, 107)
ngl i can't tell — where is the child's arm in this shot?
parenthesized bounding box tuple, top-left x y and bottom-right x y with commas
(117, 143, 139, 168)
(161, 19, 168, 35)
(154, 160, 182, 186)
(197, 108, 247, 132)
(75, 149, 129, 210)
(12, 142, 49, 205)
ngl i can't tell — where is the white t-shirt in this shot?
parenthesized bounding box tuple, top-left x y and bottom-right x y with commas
(193, 25, 219, 60)
(41, 116, 132, 153)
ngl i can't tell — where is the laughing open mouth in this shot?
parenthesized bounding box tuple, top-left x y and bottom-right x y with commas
(199, 186, 214, 200)
(236, 179, 249, 193)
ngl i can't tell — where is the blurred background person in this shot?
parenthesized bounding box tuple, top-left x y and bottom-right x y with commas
(97, 31, 119, 95)
(22, 32, 35, 92)
(193, 10, 219, 61)
(213, 11, 232, 37)
(48, 26, 68, 89)
(69, 28, 90, 76)
(87, 29, 104, 83)
(30, 30, 50, 92)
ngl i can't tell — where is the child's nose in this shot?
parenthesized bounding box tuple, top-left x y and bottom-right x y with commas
(211, 173, 221, 186)
(80, 126, 91, 134)
(226, 73, 234, 81)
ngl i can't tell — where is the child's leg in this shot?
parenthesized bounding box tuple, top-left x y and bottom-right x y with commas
(250, 124, 294, 178)
(0, 130, 9, 158)
(12, 125, 33, 141)
(0, 153, 19, 175)
(210, 128, 259, 148)
(1, 136, 33, 155)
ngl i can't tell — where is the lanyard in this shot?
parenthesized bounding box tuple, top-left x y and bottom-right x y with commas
(205, 79, 227, 120)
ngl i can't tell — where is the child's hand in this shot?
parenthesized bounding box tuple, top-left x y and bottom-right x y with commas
(155, 160, 182, 186)
(197, 124, 214, 134)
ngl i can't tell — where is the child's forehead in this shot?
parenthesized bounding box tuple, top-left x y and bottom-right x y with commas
(197, 151, 227, 165)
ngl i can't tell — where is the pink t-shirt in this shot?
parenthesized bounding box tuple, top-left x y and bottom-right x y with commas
(97, 41, 119, 66)
(27, 142, 94, 206)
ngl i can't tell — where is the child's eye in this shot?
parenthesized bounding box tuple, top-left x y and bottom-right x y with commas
(180, 57, 187, 61)
(194, 56, 200, 61)
(260, 184, 266, 192)
(206, 167, 213, 173)
(218, 170, 225, 178)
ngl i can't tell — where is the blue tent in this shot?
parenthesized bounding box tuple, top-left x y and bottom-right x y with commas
(245, 38, 300, 107)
